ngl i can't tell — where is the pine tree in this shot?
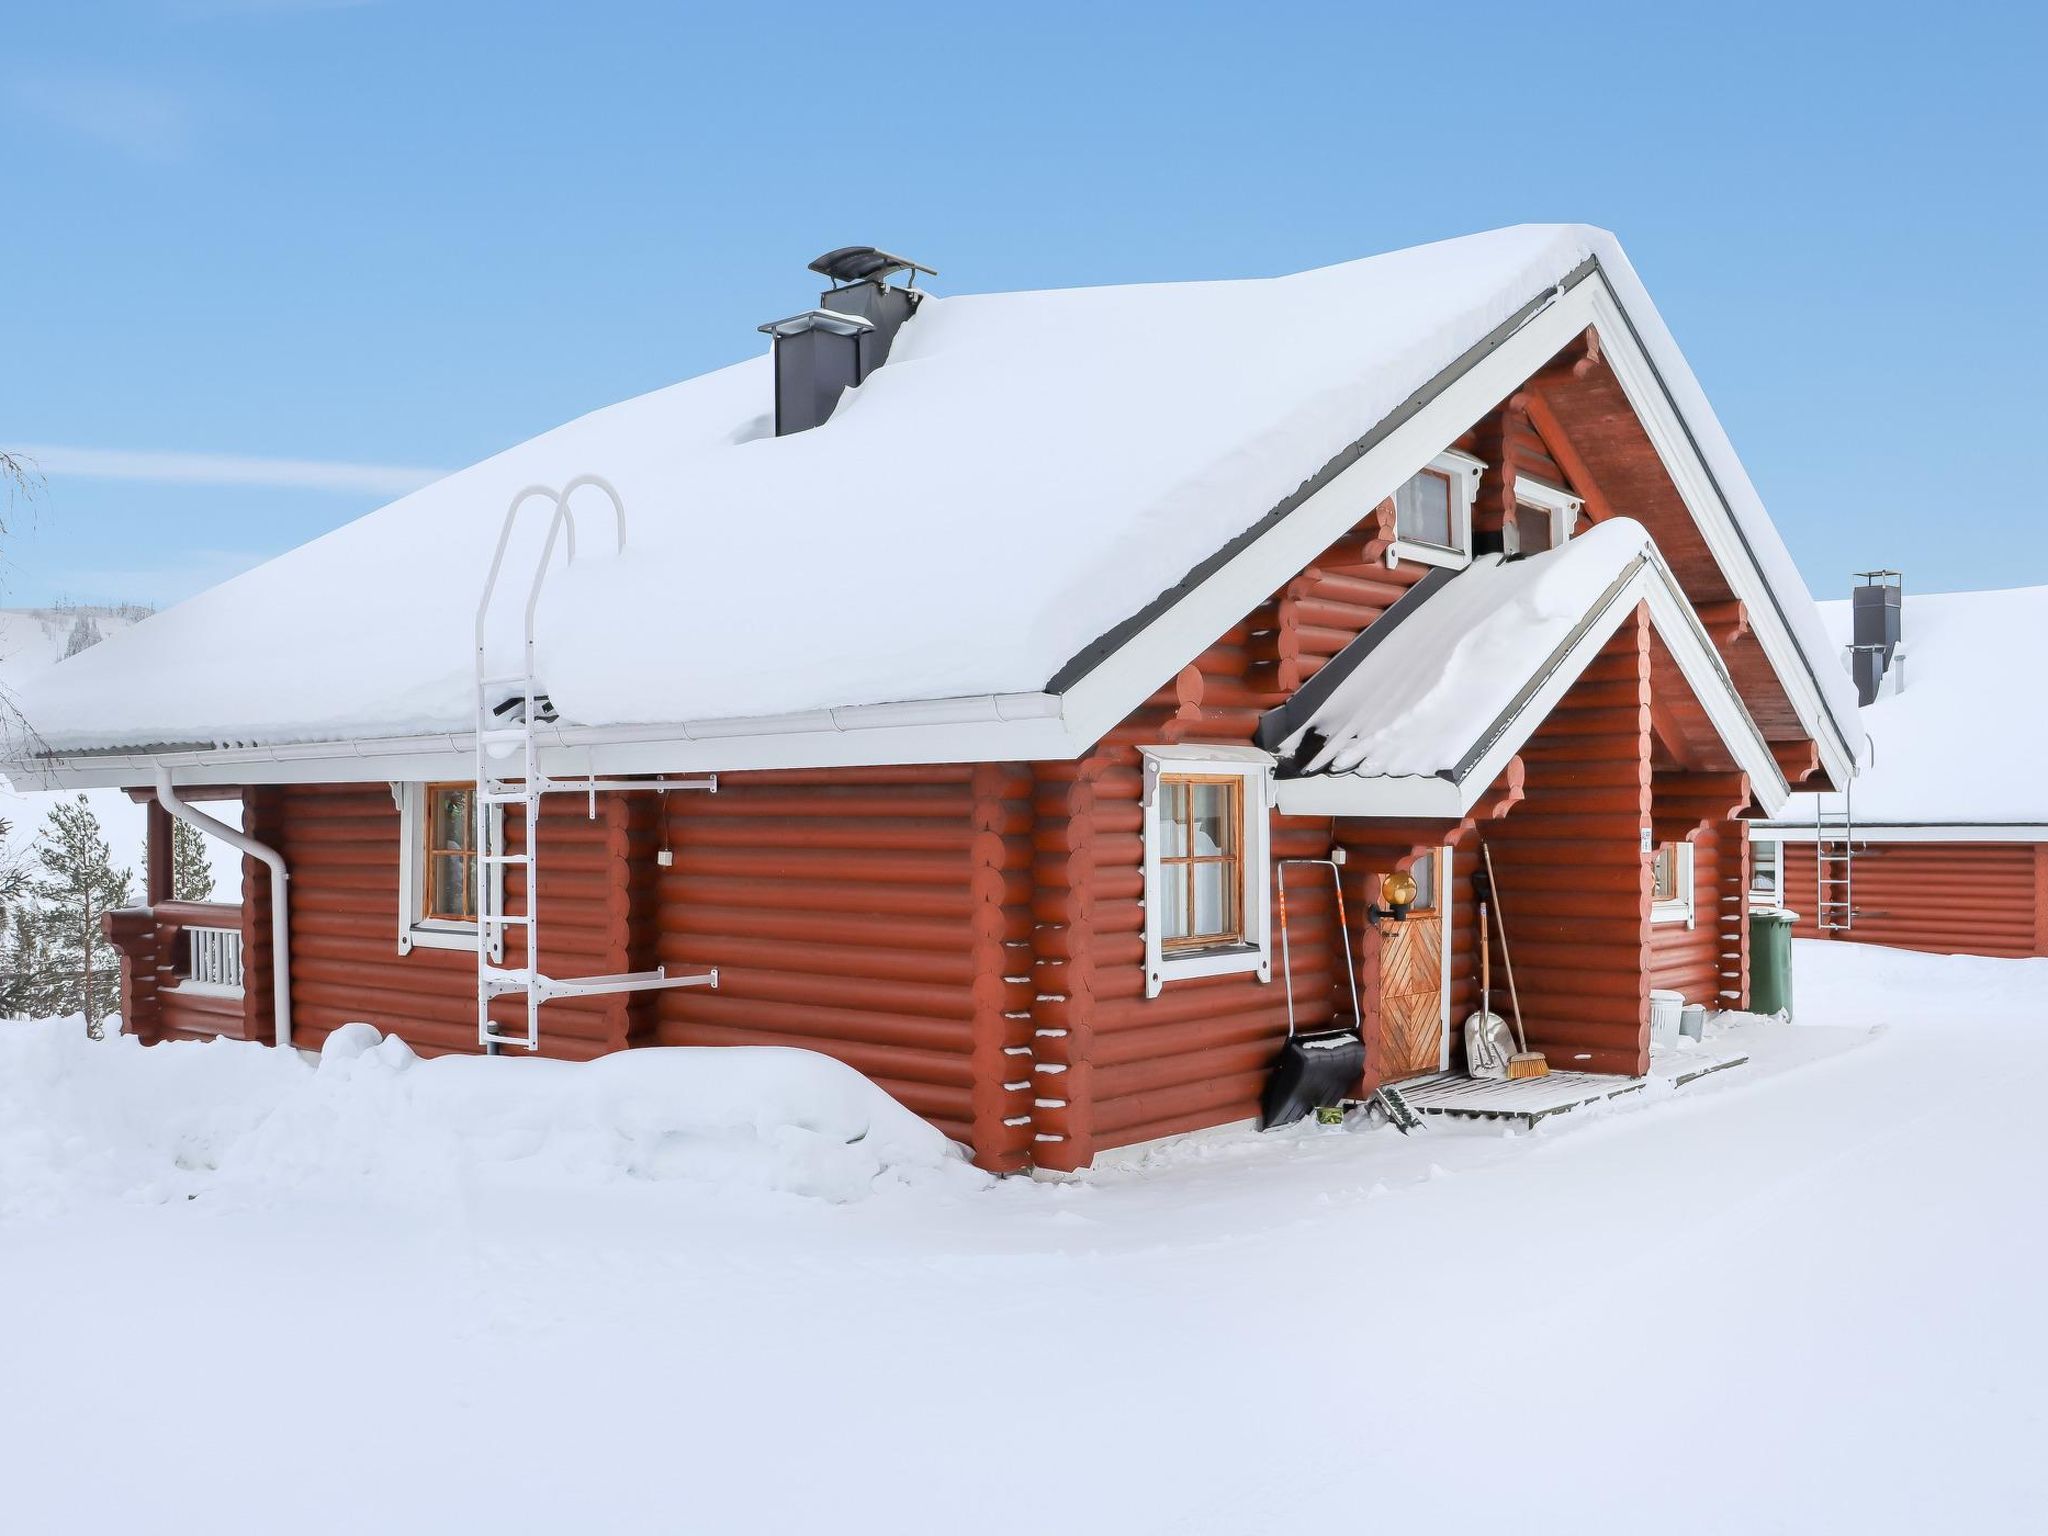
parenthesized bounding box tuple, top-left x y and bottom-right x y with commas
(29, 796, 134, 1032)
(0, 901, 62, 1020)
(141, 820, 217, 902)
(61, 612, 103, 659)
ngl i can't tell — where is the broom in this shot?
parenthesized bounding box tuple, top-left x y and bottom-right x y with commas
(1481, 840, 1549, 1079)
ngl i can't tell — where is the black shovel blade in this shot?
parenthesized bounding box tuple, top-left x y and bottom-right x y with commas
(1259, 1029, 1367, 1130)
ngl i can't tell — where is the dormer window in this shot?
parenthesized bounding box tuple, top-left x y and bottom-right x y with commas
(1388, 450, 1486, 570)
(1509, 476, 1584, 558)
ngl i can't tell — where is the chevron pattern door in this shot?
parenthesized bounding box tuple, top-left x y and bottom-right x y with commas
(1378, 850, 1447, 1079)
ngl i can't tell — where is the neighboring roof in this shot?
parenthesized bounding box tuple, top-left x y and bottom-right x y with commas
(1261, 520, 1788, 819)
(11, 224, 1858, 787)
(1773, 584, 2048, 829)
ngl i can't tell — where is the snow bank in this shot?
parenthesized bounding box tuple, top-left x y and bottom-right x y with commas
(0, 1021, 981, 1217)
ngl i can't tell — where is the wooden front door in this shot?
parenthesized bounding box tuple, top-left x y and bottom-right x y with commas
(1378, 848, 1448, 1079)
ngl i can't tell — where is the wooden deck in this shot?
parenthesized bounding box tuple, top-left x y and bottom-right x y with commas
(1398, 1047, 1748, 1127)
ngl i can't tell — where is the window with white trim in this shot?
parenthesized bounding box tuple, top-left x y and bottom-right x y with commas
(394, 782, 501, 956)
(1388, 450, 1486, 570)
(1508, 475, 1584, 557)
(1651, 840, 1696, 927)
(1750, 837, 1781, 903)
(1140, 748, 1273, 998)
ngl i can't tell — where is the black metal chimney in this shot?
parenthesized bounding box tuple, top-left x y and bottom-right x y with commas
(1850, 569, 1903, 706)
(757, 247, 936, 437)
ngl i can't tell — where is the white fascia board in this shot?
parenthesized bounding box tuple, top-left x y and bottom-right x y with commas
(1268, 553, 1784, 822)
(1578, 279, 1857, 791)
(7, 692, 1077, 792)
(1272, 772, 1464, 819)
(1754, 823, 2048, 845)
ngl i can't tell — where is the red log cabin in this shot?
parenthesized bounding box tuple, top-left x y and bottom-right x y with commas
(1754, 578, 2048, 957)
(10, 227, 1862, 1173)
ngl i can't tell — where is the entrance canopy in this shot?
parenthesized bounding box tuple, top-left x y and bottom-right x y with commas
(1259, 518, 1788, 820)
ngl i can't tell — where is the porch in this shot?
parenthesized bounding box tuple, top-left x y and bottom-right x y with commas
(1397, 1043, 1748, 1127)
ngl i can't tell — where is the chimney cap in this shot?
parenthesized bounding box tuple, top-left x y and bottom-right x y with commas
(809, 246, 937, 287)
(757, 307, 876, 339)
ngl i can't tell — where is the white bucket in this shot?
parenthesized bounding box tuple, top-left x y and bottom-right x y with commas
(1650, 989, 1684, 1049)
(1680, 1003, 1708, 1041)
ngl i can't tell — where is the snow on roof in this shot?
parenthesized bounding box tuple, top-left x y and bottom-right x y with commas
(1792, 584, 2048, 825)
(1280, 519, 1654, 781)
(15, 224, 1855, 764)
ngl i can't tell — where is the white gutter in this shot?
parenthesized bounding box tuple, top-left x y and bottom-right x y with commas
(155, 766, 292, 1049)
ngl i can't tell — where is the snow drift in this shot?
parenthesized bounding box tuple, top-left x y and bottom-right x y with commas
(0, 1020, 982, 1217)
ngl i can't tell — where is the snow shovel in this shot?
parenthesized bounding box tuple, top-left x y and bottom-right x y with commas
(1259, 857, 1368, 1130)
(1481, 840, 1549, 1079)
(1463, 900, 1515, 1080)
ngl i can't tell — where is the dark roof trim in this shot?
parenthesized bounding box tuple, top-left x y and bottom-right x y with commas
(1253, 565, 1455, 763)
(1042, 257, 1603, 695)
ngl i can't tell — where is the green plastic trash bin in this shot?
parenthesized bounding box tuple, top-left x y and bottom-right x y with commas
(1749, 906, 1796, 1017)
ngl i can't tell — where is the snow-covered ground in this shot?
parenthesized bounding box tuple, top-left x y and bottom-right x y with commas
(2, 940, 2042, 1534)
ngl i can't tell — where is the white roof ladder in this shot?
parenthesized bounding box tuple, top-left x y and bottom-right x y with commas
(472, 475, 718, 1054)
(1815, 777, 1856, 933)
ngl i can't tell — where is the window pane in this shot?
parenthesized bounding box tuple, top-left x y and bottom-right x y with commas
(1190, 782, 1234, 857)
(1157, 779, 1190, 858)
(1395, 470, 1453, 546)
(1192, 860, 1238, 939)
(433, 788, 471, 852)
(430, 853, 470, 918)
(1753, 841, 1779, 897)
(1159, 864, 1190, 940)
(1410, 850, 1437, 912)
(1513, 504, 1554, 555)
(1652, 844, 1676, 902)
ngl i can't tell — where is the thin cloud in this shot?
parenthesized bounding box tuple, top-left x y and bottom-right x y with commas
(9, 75, 197, 163)
(15, 444, 447, 498)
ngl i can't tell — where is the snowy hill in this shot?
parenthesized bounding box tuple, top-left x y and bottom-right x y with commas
(1, 603, 242, 898)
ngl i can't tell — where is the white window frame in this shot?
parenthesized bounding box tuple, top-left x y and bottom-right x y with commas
(1749, 836, 1782, 903)
(393, 782, 503, 958)
(1509, 474, 1584, 556)
(1386, 449, 1486, 571)
(1651, 838, 1696, 928)
(1139, 746, 1274, 998)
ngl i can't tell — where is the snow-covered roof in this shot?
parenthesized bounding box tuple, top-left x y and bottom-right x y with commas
(11, 224, 1857, 784)
(1782, 585, 2048, 828)
(1267, 520, 1787, 819)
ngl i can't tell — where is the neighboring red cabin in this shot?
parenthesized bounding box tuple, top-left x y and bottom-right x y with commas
(15, 228, 1860, 1174)
(1755, 581, 2048, 960)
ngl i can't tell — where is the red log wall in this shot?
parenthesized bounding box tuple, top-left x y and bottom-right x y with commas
(1778, 840, 2048, 958)
(649, 765, 1037, 1172)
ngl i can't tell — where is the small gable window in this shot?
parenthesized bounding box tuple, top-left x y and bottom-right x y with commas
(1388, 450, 1486, 570)
(1509, 475, 1584, 558)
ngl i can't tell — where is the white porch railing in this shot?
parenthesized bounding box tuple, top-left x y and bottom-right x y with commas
(185, 925, 244, 992)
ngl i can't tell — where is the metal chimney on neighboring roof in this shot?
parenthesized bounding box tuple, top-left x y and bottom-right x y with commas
(1850, 569, 1903, 705)
(758, 247, 937, 436)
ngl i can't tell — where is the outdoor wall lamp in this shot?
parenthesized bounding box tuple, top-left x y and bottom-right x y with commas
(1366, 870, 1418, 928)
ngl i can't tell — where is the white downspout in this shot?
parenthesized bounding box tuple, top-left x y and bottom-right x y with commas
(154, 767, 292, 1050)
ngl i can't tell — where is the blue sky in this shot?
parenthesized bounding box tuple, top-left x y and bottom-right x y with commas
(3, 1, 2042, 610)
